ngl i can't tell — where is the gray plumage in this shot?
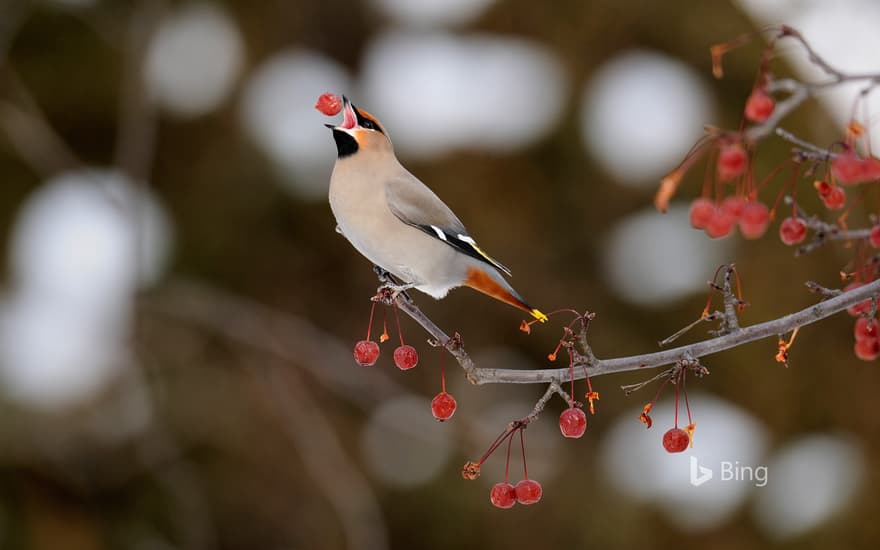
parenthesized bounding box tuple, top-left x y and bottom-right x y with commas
(325, 96, 544, 320)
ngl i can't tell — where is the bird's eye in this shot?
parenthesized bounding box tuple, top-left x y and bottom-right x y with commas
(361, 119, 376, 130)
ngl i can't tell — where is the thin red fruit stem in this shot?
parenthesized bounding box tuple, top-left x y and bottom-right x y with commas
(440, 348, 446, 393)
(504, 430, 513, 483)
(768, 164, 796, 218)
(392, 303, 405, 346)
(477, 426, 516, 466)
(582, 366, 594, 393)
(756, 158, 792, 196)
(519, 429, 529, 480)
(683, 372, 693, 425)
(701, 158, 712, 200)
(713, 148, 724, 204)
(745, 146, 756, 199)
(366, 300, 377, 340)
(650, 377, 671, 407)
(673, 373, 680, 429)
(568, 352, 574, 406)
(550, 339, 564, 360)
(543, 308, 582, 318)
(733, 267, 745, 304)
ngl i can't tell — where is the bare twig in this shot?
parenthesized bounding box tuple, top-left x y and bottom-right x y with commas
(718, 265, 742, 333)
(805, 281, 843, 299)
(659, 313, 721, 346)
(523, 380, 569, 425)
(731, 26, 880, 145)
(775, 127, 835, 159)
(776, 25, 880, 83)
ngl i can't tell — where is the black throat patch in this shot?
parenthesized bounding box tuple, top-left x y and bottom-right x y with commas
(331, 129, 358, 158)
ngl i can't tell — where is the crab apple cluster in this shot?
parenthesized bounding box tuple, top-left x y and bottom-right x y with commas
(845, 281, 880, 361)
(539, 311, 601, 439)
(488, 479, 548, 507)
(639, 365, 696, 453)
(352, 290, 458, 420)
(814, 180, 846, 210)
(463, 423, 543, 508)
(689, 196, 770, 240)
(352, 299, 421, 370)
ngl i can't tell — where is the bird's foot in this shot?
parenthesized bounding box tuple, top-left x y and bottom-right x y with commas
(374, 283, 415, 304)
(373, 265, 413, 302)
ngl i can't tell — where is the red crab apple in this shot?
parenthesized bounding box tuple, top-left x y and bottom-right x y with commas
(514, 479, 542, 505)
(353, 340, 379, 366)
(854, 337, 880, 361)
(559, 407, 587, 438)
(315, 92, 342, 116)
(662, 428, 690, 453)
(393, 344, 418, 370)
(489, 483, 517, 509)
(717, 143, 747, 181)
(779, 217, 807, 245)
(689, 198, 715, 229)
(738, 201, 770, 239)
(431, 391, 457, 421)
(744, 89, 775, 123)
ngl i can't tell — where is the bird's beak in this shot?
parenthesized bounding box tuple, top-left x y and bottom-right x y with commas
(325, 95, 358, 132)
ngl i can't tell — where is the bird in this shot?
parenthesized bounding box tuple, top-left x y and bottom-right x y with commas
(325, 95, 547, 323)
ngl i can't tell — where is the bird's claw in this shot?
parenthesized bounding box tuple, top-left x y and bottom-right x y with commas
(373, 265, 413, 302)
(374, 283, 415, 304)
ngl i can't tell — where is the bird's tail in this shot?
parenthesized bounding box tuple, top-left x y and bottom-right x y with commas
(464, 267, 548, 322)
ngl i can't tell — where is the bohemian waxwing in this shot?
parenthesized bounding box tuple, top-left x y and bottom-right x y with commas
(326, 96, 547, 322)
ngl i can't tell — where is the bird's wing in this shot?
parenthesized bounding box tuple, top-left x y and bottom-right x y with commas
(385, 174, 512, 276)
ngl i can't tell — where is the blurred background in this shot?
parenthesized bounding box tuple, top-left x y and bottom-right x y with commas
(0, 0, 879, 548)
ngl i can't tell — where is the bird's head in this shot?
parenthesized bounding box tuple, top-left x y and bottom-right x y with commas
(325, 96, 391, 158)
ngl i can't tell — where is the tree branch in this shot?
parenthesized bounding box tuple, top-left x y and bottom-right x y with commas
(392, 278, 880, 385)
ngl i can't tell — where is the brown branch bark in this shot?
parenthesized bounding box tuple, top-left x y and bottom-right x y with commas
(393, 278, 880, 385)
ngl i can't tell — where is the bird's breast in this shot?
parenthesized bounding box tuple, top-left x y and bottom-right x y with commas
(329, 179, 464, 293)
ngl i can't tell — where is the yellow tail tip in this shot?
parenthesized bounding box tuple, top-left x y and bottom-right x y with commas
(531, 309, 548, 323)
